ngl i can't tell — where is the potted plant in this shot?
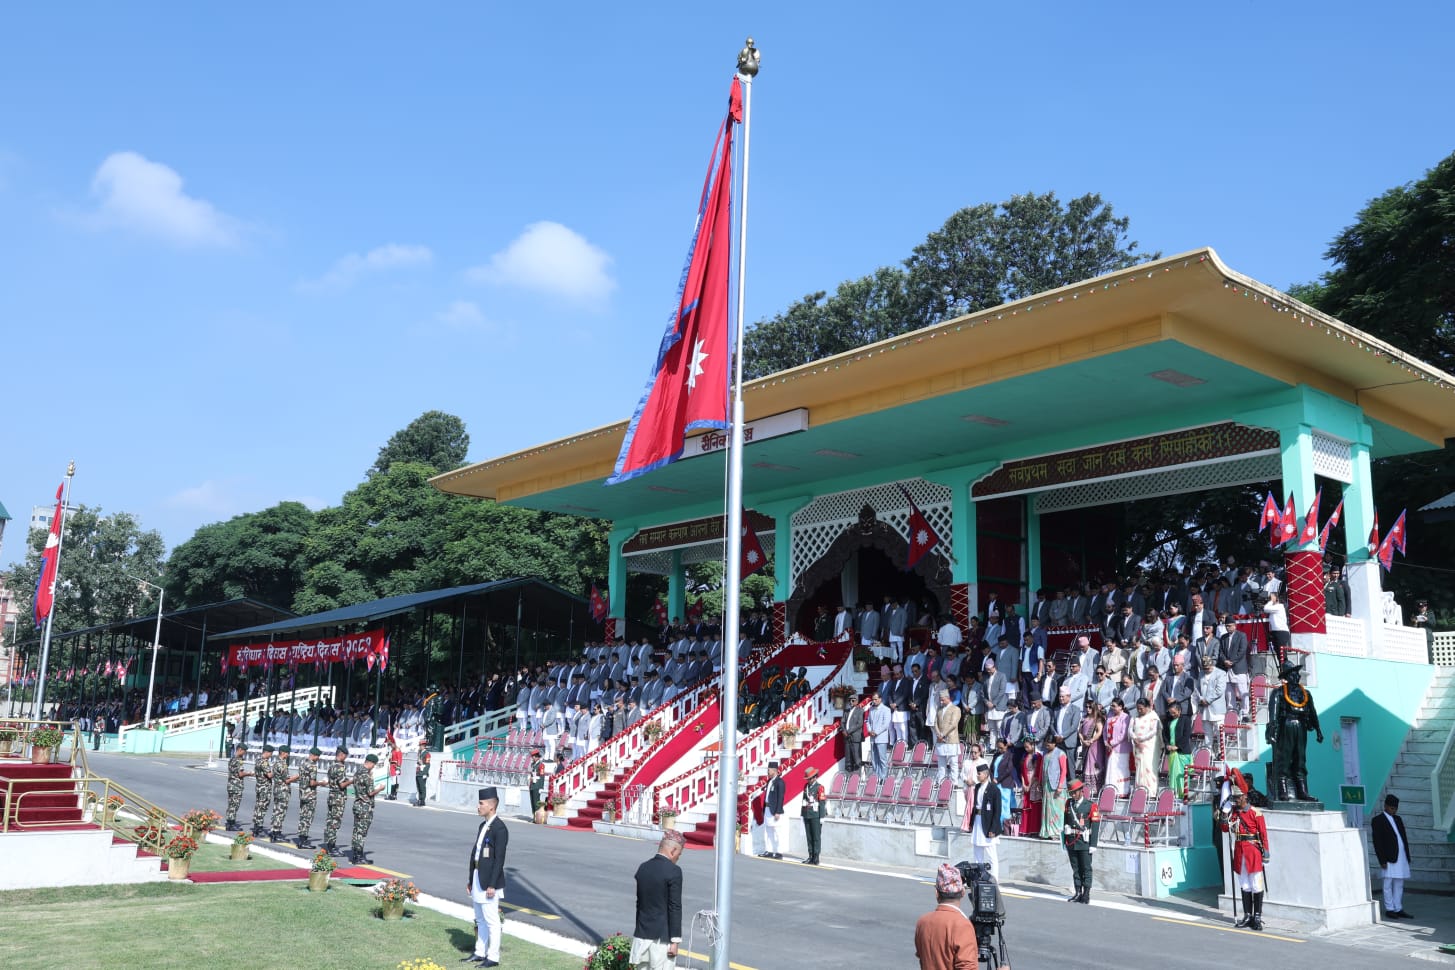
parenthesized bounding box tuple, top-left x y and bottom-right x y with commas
(27, 726, 65, 765)
(777, 723, 800, 749)
(594, 761, 611, 782)
(372, 877, 420, 920)
(853, 646, 875, 673)
(101, 794, 125, 826)
(182, 808, 222, 840)
(658, 808, 678, 831)
(584, 932, 633, 970)
(642, 722, 664, 744)
(548, 792, 569, 818)
(828, 685, 856, 711)
(230, 830, 253, 861)
(0, 727, 17, 756)
(164, 834, 199, 880)
(309, 848, 337, 891)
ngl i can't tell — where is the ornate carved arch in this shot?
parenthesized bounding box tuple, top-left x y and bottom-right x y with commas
(787, 505, 953, 630)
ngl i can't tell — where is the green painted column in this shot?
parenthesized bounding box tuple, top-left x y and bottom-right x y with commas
(667, 550, 685, 623)
(752, 496, 813, 603)
(607, 524, 636, 624)
(1025, 498, 1042, 609)
(925, 462, 998, 586)
(1278, 422, 1319, 550)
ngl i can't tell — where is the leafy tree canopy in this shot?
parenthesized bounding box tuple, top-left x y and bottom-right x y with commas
(165, 501, 315, 609)
(744, 192, 1154, 378)
(369, 409, 470, 476)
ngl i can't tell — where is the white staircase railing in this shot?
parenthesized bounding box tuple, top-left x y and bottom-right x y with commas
(444, 705, 518, 758)
(117, 685, 335, 747)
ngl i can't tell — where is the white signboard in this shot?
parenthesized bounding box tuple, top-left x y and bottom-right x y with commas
(684, 409, 809, 458)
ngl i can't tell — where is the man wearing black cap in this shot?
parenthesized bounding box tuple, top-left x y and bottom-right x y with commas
(466, 787, 508, 966)
(1372, 794, 1413, 919)
(800, 766, 826, 865)
(760, 762, 785, 859)
(631, 830, 684, 969)
(962, 760, 1002, 880)
(1063, 779, 1099, 903)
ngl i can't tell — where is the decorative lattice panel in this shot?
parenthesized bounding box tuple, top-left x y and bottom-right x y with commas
(624, 530, 777, 574)
(622, 550, 673, 576)
(1032, 453, 1282, 514)
(1434, 632, 1455, 668)
(789, 479, 952, 586)
(1311, 431, 1353, 483)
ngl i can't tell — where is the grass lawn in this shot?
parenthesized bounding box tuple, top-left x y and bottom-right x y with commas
(0, 860, 585, 970)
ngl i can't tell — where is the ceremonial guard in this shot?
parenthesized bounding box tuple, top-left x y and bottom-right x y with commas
(800, 766, 826, 866)
(1265, 664, 1323, 801)
(250, 744, 274, 837)
(1220, 788, 1270, 930)
(350, 753, 386, 865)
(1062, 779, 1099, 903)
(415, 748, 432, 808)
(294, 747, 322, 848)
(224, 746, 248, 830)
(269, 745, 293, 842)
(323, 746, 351, 855)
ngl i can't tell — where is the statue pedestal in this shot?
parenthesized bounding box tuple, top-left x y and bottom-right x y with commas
(1267, 799, 1325, 813)
(1220, 809, 1374, 931)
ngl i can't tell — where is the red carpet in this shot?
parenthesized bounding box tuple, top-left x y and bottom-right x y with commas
(0, 761, 85, 827)
(187, 865, 393, 883)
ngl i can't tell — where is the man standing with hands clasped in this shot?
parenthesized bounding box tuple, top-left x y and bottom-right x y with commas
(631, 830, 684, 970)
(1063, 779, 1099, 903)
(465, 786, 508, 967)
(1372, 794, 1413, 920)
(801, 766, 827, 865)
(759, 761, 785, 860)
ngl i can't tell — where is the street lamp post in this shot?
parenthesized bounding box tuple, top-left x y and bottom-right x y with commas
(132, 578, 166, 729)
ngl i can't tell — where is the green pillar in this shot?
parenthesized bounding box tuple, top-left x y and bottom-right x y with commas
(1278, 422, 1319, 551)
(925, 461, 998, 587)
(667, 550, 685, 624)
(607, 524, 635, 624)
(752, 497, 813, 603)
(1025, 498, 1042, 608)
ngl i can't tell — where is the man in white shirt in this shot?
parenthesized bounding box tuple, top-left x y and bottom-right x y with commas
(962, 761, 1002, 880)
(1371, 794, 1413, 919)
(937, 616, 963, 649)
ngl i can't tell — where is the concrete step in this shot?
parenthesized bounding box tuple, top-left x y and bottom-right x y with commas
(1392, 751, 1438, 767)
(1415, 716, 1455, 731)
(1406, 740, 1448, 755)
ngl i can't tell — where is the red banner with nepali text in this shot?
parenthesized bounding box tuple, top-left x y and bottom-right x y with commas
(223, 629, 386, 671)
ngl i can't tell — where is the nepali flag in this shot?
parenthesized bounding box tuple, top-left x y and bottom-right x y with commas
(589, 584, 609, 623)
(1317, 499, 1344, 554)
(1368, 512, 1380, 558)
(741, 514, 769, 579)
(1378, 510, 1407, 571)
(33, 482, 65, 627)
(687, 596, 704, 623)
(378, 635, 390, 671)
(652, 596, 668, 626)
(899, 485, 943, 571)
(608, 78, 742, 484)
(1299, 488, 1322, 545)
(1258, 491, 1281, 535)
(1278, 493, 1299, 546)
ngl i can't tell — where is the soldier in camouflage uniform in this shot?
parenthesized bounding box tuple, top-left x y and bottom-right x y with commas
(250, 745, 274, 836)
(269, 745, 294, 841)
(294, 747, 322, 849)
(350, 752, 386, 865)
(225, 746, 249, 829)
(322, 746, 351, 854)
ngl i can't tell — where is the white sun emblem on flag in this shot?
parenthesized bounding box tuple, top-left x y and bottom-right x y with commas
(746, 549, 760, 565)
(915, 528, 930, 547)
(686, 339, 709, 392)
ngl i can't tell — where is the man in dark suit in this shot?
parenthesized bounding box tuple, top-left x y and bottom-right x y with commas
(760, 762, 786, 859)
(465, 787, 508, 966)
(840, 692, 864, 772)
(631, 830, 685, 968)
(1372, 794, 1413, 919)
(962, 761, 1003, 880)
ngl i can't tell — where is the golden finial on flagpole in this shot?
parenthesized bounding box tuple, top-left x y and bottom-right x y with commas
(67, 460, 76, 478)
(736, 37, 760, 77)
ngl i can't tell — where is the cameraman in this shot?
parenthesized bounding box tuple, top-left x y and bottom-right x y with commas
(914, 864, 979, 970)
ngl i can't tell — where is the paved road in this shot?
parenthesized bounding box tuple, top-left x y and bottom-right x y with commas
(88, 751, 1396, 969)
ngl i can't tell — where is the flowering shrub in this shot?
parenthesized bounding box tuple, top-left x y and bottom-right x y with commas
(548, 792, 569, 808)
(182, 808, 222, 832)
(372, 878, 421, 903)
(28, 727, 65, 749)
(104, 794, 125, 809)
(164, 834, 200, 860)
(582, 933, 632, 970)
(232, 831, 255, 846)
(398, 961, 447, 970)
(311, 848, 337, 873)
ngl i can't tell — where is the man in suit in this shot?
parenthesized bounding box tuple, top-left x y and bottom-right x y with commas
(962, 760, 1003, 880)
(840, 692, 864, 772)
(1372, 794, 1414, 919)
(1218, 617, 1251, 722)
(760, 762, 785, 859)
(466, 787, 509, 966)
(907, 663, 931, 745)
(631, 830, 685, 969)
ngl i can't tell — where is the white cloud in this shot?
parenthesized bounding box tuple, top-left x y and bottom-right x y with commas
(165, 480, 241, 518)
(301, 243, 434, 290)
(88, 151, 236, 246)
(436, 299, 494, 332)
(466, 221, 615, 305)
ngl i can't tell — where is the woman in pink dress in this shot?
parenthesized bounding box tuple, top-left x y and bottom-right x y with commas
(1018, 736, 1043, 837)
(1104, 697, 1132, 796)
(1079, 701, 1106, 792)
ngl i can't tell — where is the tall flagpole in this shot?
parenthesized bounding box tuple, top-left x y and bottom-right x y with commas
(712, 36, 758, 970)
(33, 460, 77, 719)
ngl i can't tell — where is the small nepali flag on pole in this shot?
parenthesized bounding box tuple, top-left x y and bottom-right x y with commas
(741, 515, 769, 579)
(1299, 488, 1322, 545)
(378, 635, 390, 671)
(589, 584, 608, 623)
(1317, 499, 1344, 554)
(608, 78, 742, 485)
(1377, 510, 1407, 571)
(33, 482, 65, 627)
(688, 596, 704, 623)
(653, 597, 668, 626)
(898, 485, 943, 571)
(1367, 511, 1380, 558)
(1278, 493, 1299, 546)
(1258, 491, 1281, 535)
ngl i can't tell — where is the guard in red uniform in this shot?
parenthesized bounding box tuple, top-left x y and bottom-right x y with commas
(1220, 789, 1270, 930)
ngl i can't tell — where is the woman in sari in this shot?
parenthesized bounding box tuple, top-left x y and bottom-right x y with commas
(1130, 697, 1164, 795)
(1018, 736, 1043, 836)
(1080, 700, 1106, 792)
(1104, 698, 1132, 796)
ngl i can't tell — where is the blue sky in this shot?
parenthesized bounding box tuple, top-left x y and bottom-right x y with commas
(3, 2, 1452, 570)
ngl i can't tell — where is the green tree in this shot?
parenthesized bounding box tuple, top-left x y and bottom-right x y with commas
(165, 501, 315, 609)
(745, 192, 1154, 377)
(8, 506, 166, 637)
(369, 409, 470, 476)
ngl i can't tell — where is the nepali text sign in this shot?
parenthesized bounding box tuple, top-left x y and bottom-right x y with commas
(683, 408, 809, 458)
(972, 422, 1279, 497)
(623, 510, 775, 556)
(224, 629, 386, 670)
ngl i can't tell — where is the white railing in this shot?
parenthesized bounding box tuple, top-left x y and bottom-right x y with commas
(1433, 720, 1455, 833)
(117, 685, 335, 746)
(1431, 631, 1455, 667)
(1378, 625, 1430, 664)
(656, 645, 853, 819)
(443, 705, 518, 757)
(1320, 615, 1368, 657)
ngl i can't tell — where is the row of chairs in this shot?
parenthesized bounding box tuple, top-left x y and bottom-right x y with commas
(499, 727, 544, 755)
(462, 748, 532, 786)
(1095, 785, 1184, 846)
(831, 773, 954, 825)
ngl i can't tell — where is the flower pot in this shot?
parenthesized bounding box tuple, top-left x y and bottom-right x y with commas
(380, 898, 405, 921)
(31, 746, 55, 765)
(854, 660, 868, 673)
(308, 871, 330, 892)
(102, 807, 117, 827)
(551, 805, 566, 818)
(167, 857, 191, 880)
(832, 696, 846, 711)
(660, 816, 677, 831)
(230, 844, 249, 861)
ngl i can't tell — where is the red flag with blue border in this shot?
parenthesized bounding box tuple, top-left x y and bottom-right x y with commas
(33, 482, 65, 627)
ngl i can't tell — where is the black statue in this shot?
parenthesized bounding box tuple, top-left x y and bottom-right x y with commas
(1265, 664, 1323, 802)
